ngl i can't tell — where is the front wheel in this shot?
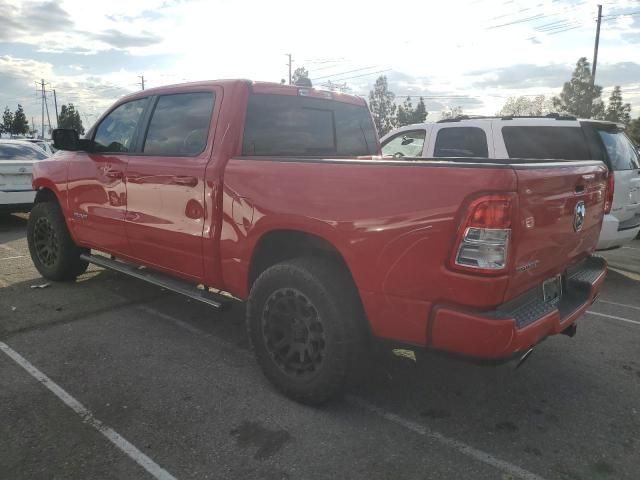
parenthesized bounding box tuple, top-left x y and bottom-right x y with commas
(27, 201, 89, 281)
(247, 257, 367, 405)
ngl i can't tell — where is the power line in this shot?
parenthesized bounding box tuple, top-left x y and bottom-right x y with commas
(312, 66, 378, 81)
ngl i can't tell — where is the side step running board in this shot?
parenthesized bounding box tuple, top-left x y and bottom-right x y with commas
(80, 253, 232, 310)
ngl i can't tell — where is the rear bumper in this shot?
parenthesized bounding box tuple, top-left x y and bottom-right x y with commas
(597, 213, 640, 250)
(428, 256, 607, 359)
(0, 190, 35, 213)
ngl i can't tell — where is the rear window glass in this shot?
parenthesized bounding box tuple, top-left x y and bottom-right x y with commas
(242, 94, 378, 157)
(143, 92, 215, 156)
(502, 126, 590, 160)
(434, 127, 488, 157)
(596, 129, 640, 171)
(382, 130, 426, 157)
(0, 143, 48, 160)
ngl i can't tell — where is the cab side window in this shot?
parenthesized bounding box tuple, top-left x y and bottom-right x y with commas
(93, 98, 149, 153)
(143, 92, 215, 156)
(381, 130, 426, 157)
(434, 127, 488, 157)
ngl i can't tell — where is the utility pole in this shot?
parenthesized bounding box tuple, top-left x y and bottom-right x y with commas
(138, 75, 145, 90)
(591, 4, 602, 84)
(41, 79, 45, 140)
(31, 117, 35, 138)
(53, 89, 59, 126)
(44, 87, 52, 137)
(285, 54, 292, 85)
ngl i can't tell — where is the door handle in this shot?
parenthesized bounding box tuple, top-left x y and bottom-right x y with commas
(103, 168, 123, 180)
(171, 176, 198, 187)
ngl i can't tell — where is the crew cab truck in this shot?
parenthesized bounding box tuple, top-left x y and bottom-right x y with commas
(28, 80, 607, 404)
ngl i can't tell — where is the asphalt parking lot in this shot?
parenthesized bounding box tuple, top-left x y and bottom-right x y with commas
(1, 213, 639, 480)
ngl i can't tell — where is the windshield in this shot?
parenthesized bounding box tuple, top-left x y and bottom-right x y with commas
(0, 143, 48, 160)
(242, 93, 378, 157)
(596, 129, 640, 170)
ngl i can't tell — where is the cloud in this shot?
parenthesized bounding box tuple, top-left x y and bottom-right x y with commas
(470, 64, 572, 89)
(89, 29, 163, 49)
(0, 0, 73, 41)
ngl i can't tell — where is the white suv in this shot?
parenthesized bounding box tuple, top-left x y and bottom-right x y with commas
(381, 116, 640, 250)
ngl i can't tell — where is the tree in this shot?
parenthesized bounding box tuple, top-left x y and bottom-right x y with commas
(2, 106, 13, 135)
(396, 96, 428, 127)
(292, 67, 311, 86)
(12, 105, 29, 136)
(440, 106, 464, 120)
(498, 95, 553, 116)
(58, 103, 85, 135)
(552, 57, 604, 118)
(628, 117, 640, 145)
(368, 76, 397, 135)
(413, 97, 428, 123)
(604, 86, 631, 125)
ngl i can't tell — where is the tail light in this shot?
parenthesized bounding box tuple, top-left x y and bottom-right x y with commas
(450, 194, 514, 274)
(604, 171, 614, 214)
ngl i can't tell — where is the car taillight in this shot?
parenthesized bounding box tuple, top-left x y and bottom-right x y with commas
(450, 194, 514, 274)
(604, 171, 614, 214)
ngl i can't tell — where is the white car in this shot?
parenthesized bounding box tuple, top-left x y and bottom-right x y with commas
(24, 138, 56, 156)
(381, 116, 640, 250)
(0, 140, 50, 214)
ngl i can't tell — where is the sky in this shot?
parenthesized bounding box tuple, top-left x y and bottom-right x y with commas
(1, 0, 639, 134)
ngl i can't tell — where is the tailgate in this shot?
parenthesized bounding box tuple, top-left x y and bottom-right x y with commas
(506, 161, 607, 299)
(0, 161, 35, 191)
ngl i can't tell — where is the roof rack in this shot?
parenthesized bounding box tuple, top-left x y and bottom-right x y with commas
(437, 113, 577, 123)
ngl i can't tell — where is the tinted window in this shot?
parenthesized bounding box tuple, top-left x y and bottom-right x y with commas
(143, 92, 215, 156)
(382, 130, 426, 157)
(94, 98, 149, 153)
(0, 143, 48, 160)
(596, 129, 640, 170)
(502, 126, 590, 160)
(242, 94, 378, 157)
(434, 127, 488, 157)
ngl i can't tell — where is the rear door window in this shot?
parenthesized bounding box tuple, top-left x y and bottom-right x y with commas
(93, 98, 149, 153)
(502, 126, 590, 160)
(242, 94, 378, 157)
(596, 129, 640, 170)
(434, 127, 488, 157)
(143, 92, 215, 156)
(382, 130, 426, 157)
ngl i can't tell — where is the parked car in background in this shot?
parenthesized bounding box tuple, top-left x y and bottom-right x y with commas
(0, 139, 50, 214)
(24, 138, 56, 156)
(381, 116, 640, 250)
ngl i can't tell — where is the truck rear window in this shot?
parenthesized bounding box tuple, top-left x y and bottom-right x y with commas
(242, 93, 378, 157)
(502, 126, 590, 160)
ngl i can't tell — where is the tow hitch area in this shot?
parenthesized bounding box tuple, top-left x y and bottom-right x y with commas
(515, 348, 535, 369)
(562, 324, 578, 337)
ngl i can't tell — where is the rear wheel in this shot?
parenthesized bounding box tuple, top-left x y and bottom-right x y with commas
(247, 257, 367, 405)
(27, 201, 89, 281)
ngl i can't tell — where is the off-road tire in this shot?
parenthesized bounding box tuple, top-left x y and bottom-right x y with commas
(27, 201, 89, 281)
(247, 257, 367, 405)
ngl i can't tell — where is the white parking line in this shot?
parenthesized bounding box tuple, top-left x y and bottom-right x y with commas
(586, 311, 640, 326)
(596, 299, 640, 311)
(137, 304, 548, 480)
(347, 396, 547, 480)
(0, 255, 25, 261)
(0, 341, 177, 480)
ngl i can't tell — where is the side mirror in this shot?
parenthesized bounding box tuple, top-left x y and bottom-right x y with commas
(52, 129, 80, 151)
(400, 136, 415, 146)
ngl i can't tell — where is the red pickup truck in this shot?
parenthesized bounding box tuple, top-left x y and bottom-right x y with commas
(28, 80, 607, 404)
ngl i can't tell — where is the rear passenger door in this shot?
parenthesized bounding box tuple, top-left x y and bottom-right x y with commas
(427, 124, 493, 158)
(124, 88, 219, 281)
